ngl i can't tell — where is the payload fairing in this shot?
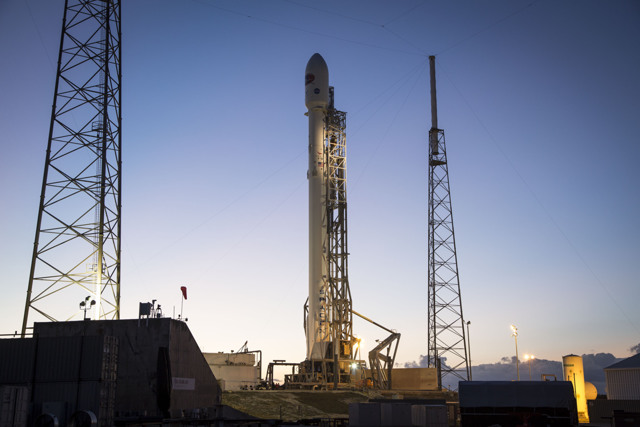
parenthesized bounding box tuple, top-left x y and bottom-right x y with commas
(305, 53, 330, 360)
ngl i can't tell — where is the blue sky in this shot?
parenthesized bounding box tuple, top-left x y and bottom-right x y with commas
(1, 0, 639, 375)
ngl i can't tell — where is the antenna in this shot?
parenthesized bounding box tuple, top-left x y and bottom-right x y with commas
(429, 56, 440, 156)
(430, 56, 438, 130)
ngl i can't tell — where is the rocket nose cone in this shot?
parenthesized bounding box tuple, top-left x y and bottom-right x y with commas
(305, 53, 329, 108)
(306, 53, 328, 75)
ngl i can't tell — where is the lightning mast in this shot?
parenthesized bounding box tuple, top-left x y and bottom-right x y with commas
(427, 56, 469, 387)
(22, 0, 122, 336)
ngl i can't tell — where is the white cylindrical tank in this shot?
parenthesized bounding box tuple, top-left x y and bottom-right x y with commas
(563, 354, 589, 424)
(585, 381, 598, 400)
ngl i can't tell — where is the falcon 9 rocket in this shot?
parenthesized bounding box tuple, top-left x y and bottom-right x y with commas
(305, 53, 330, 361)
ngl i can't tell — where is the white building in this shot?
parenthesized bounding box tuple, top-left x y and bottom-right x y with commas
(605, 353, 640, 400)
(203, 352, 260, 391)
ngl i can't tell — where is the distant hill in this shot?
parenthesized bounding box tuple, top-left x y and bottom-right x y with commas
(405, 353, 622, 394)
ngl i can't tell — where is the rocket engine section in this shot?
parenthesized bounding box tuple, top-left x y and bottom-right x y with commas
(305, 53, 330, 361)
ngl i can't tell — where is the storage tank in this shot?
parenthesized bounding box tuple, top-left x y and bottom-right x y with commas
(563, 354, 589, 423)
(585, 381, 598, 400)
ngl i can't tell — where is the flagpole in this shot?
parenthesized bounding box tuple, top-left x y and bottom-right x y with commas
(179, 285, 187, 321)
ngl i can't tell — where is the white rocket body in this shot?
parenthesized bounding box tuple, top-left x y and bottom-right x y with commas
(305, 53, 330, 360)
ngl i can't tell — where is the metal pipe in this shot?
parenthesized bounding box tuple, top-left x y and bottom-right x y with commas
(351, 309, 395, 335)
(466, 320, 472, 380)
(429, 56, 438, 130)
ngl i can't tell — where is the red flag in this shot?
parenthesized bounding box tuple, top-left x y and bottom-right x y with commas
(180, 286, 187, 300)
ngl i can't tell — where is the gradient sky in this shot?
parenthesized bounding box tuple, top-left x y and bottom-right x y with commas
(1, 1, 639, 378)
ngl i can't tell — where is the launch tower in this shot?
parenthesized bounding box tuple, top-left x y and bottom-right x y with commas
(325, 90, 354, 373)
(22, 0, 122, 336)
(426, 56, 469, 386)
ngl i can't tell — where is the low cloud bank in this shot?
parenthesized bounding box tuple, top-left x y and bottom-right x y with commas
(403, 352, 622, 394)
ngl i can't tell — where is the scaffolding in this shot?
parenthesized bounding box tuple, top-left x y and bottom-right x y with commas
(22, 0, 122, 335)
(325, 101, 354, 376)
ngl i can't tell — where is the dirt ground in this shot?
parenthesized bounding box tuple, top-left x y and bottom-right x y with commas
(221, 390, 377, 421)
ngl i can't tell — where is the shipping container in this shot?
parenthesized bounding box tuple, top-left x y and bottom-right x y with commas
(380, 402, 412, 427)
(349, 402, 381, 426)
(459, 381, 578, 427)
(411, 404, 448, 427)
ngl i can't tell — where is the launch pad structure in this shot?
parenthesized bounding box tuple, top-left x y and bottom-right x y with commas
(13, 0, 449, 396)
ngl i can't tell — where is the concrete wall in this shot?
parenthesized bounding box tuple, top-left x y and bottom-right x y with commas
(390, 368, 438, 390)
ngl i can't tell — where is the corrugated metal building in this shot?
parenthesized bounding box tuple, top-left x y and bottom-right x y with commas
(605, 353, 640, 400)
(0, 386, 28, 427)
(0, 318, 221, 425)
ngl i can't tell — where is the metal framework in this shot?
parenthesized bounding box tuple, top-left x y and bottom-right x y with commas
(325, 104, 354, 368)
(22, 0, 122, 335)
(299, 94, 356, 388)
(368, 331, 400, 390)
(427, 56, 469, 387)
(351, 309, 400, 390)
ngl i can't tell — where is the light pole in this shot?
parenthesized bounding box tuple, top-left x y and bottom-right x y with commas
(466, 321, 472, 380)
(524, 354, 535, 380)
(510, 324, 519, 381)
(79, 296, 96, 321)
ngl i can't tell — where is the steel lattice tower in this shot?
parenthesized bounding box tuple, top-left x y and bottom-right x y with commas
(426, 56, 469, 387)
(325, 93, 354, 384)
(21, 0, 122, 336)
